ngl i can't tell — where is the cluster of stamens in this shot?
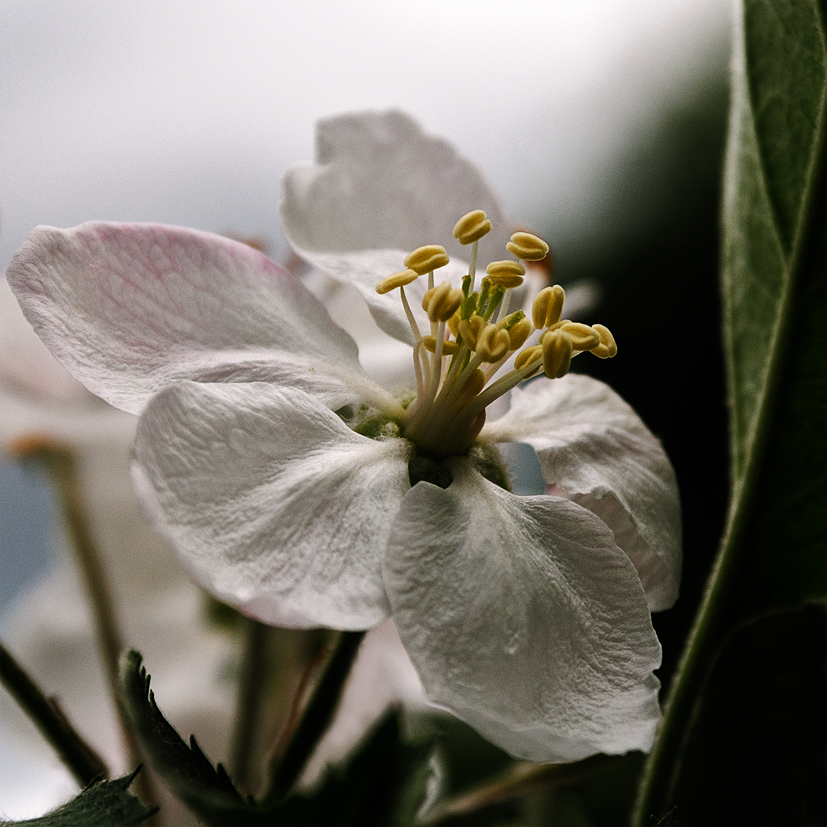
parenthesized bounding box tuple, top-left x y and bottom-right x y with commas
(375, 210, 617, 457)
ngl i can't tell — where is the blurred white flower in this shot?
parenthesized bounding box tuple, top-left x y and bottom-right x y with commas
(7, 111, 681, 764)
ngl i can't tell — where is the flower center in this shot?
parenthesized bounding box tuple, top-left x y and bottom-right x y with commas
(376, 210, 617, 458)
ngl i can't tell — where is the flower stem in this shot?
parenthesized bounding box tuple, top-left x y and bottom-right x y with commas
(262, 630, 365, 804)
(230, 617, 272, 791)
(422, 754, 618, 826)
(0, 640, 109, 787)
(8, 439, 155, 806)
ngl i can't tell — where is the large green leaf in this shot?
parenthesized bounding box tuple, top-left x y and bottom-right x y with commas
(633, 3, 826, 822)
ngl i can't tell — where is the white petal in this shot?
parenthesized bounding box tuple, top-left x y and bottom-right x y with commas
(7, 223, 393, 415)
(133, 382, 412, 630)
(483, 374, 682, 611)
(280, 110, 511, 343)
(384, 461, 663, 762)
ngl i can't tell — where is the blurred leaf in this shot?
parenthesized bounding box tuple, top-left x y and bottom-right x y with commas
(277, 711, 437, 826)
(722, 0, 827, 612)
(1, 770, 155, 826)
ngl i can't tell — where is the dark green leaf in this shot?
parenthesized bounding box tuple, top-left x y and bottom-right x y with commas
(118, 650, 254, 824)
(723, 0, 826, 487)
(1, 770, 155, 827)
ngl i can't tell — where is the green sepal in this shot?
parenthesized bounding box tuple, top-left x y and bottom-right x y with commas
(0, 769, 156, 827)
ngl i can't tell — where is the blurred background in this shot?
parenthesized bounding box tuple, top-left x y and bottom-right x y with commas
(1, 0, 732, 821)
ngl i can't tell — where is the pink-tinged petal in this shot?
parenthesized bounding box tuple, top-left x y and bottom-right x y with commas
(280, 110, 511, 344)
(384, 461, 662, 762)
(483, 374, 682, 611)
(7, 223, 394, 415)
(132, 382, 412, 630)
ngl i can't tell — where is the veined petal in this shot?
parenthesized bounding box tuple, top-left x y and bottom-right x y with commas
(7, 223, 394, 415)
(280, 110, 510, 343)
(483, 374, 682, 611)
(384, 461, 662, 762)
(132, 382, 412, 630)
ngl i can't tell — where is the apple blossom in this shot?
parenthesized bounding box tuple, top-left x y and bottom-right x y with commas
(6, 111, 681, 764)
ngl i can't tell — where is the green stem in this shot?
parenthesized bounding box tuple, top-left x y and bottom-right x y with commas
(0, 640, 109, 787)
(230, 618, 271, 791)
(262, 630, 365, 804)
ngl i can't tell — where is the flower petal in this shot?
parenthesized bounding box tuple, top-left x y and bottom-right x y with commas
(132, 381, 412, 630)
(384, 461, 662, 762)
(280, 110, 511, 343)
(7, 223, 393, 415)
(483, 374, 682, 611)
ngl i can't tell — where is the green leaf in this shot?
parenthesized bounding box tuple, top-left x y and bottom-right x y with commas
(724, 0, 826, 488)
(118, 650, 253, 824)
(119, 649, 436, 826)
(1, 770, 155, 827)
(633, 3, 827, 822)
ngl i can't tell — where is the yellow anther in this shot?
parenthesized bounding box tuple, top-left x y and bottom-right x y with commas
(457, 315, 486, 350)
(542, 330, 573, 379)
(423, 281, 463, 323)
(460, 368, 487, 400)
(506, 231, 549, 261)
(514, 345, 542, 371)
(422, 336, 459, 355)
(591, 324, 618, 359)
(558, 322, 600, 351)
(476, 325, 510, 363)
(404, 245, 450, 275)
(376, 268, 419, 295)
(453, 210, 493, 245)
(447, 309, 461, 337)
(532, 285, 565, 329)
(505, 316, 532, 350)
(485, 260, 526, 289)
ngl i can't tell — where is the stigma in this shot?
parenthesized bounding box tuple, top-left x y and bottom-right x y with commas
(376, 210, 616, 458)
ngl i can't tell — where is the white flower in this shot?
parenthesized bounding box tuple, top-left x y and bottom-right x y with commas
(0, 278, 236, 823)
(6, 111, 681, 764)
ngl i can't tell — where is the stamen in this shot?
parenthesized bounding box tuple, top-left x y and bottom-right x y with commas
(514, 345, 542, 371)
(476, 325, 510, 363)
(423, 281, 463, 323)
(404, 245, 450, 275)
(457, 315, 486, 350)
(503, 316, 532, 350)
(532, 285, 565, 329)
(453, 210, 492, 246)
(542, 330, 573, 379)
(591, 324, 618, 359)
(485, 260, 526, 288)
(376, 268, 419, 295)
(557, 322, 600, 351)
(422, 336, 459, 355)
(506, 231, 549, 261)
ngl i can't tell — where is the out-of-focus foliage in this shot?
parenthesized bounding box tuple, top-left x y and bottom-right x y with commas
(0, 771, 154, 827)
